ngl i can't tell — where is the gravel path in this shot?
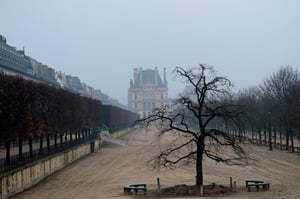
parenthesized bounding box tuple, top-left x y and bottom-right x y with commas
(9, 129, 300, 199)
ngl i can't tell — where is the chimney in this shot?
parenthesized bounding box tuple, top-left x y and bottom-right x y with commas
(163, 67, 167, 86)
(139, 67, 143, 87)
(155, 67, 158, 86)
(133, 68, 139, 84)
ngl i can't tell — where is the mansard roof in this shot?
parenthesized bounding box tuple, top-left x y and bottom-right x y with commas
(132, 68, 165, 88)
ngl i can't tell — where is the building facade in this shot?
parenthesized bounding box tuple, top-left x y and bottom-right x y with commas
(128, 67, 168, 118)
(0, 34, 125, 108)
(0, 35, 33, 76)
(0, 34, 59, 86)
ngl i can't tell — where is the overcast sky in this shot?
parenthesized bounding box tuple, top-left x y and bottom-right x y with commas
(1, 0, 300, 105)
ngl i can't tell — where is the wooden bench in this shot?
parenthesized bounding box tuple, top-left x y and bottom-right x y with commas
(123, 184, 147, 195)
(245, 180, 270, 192)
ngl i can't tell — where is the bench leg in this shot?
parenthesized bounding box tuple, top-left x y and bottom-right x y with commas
(124, 188, 131, 195)
(256, 185, 259, 191)
(260, 184, 270, 191)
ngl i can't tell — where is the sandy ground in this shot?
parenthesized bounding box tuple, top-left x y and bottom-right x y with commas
(9, 129, 300, 199)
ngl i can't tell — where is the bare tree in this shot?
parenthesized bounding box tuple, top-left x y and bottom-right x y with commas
(237, 87, 271, 144)
(135, 65, 248, 186)
(261, 66, 299, 151)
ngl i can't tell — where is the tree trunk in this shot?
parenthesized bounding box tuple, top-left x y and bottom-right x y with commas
(83, 129, 87, 140)
(279, 124, 282, 150)
(47, 135, 50, 153)
(70, 131, 73, 143)
(18, 137, 23, 161)
(54, 133, 57, 149)
(60, 133, 63, 148)
(290, 128, 294, 152)
(39, 135, 43, 155)
(238, 129, 241, 143)
(29, 137, 33, 158)
(273, 125, 277, 148)
(285, 128, 289, 151)
(5, 140, 10, 165)
(268, 121, 272, 151)
(196, 137, 204, 186)
(256, 131, 258, 143)
(263, 127, 267, 145)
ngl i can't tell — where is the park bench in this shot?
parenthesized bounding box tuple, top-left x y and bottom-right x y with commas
(245, 180, 270, 192)
(123, 184, 147, 195)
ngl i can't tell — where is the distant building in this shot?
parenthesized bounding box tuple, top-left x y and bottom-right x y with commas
(0, 34, 125, 108)
(0, 34, 33, 76)
(128, 67, 168, 118)
(82, 82, 94, 96)
(30, 58, 56, 81)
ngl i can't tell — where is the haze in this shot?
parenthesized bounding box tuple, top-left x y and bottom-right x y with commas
(1, 0, 299, 105)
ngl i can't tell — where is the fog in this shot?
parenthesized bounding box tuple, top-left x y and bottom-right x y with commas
(1, 0, 300, 105)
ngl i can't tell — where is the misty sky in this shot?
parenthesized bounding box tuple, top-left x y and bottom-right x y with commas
(1, 0, 300, 105)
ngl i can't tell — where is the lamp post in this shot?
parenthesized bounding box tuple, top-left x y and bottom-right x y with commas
(268, 112, 272, 151)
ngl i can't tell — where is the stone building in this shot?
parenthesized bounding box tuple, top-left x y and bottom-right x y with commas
(0, 34, 33, 75)
(128, 67, 168, 118)
(30, 58, 56, 80)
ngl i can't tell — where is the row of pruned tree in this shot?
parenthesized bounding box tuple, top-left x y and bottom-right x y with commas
(236, 66, 300, 151)
(0, 72, 103, 163)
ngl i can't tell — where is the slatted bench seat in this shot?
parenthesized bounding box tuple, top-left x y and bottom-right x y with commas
(245, 180, 270, 192)
(123, 184, 147, 195)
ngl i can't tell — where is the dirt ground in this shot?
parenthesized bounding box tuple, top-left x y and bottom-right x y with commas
(9, 129, 300, 199)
